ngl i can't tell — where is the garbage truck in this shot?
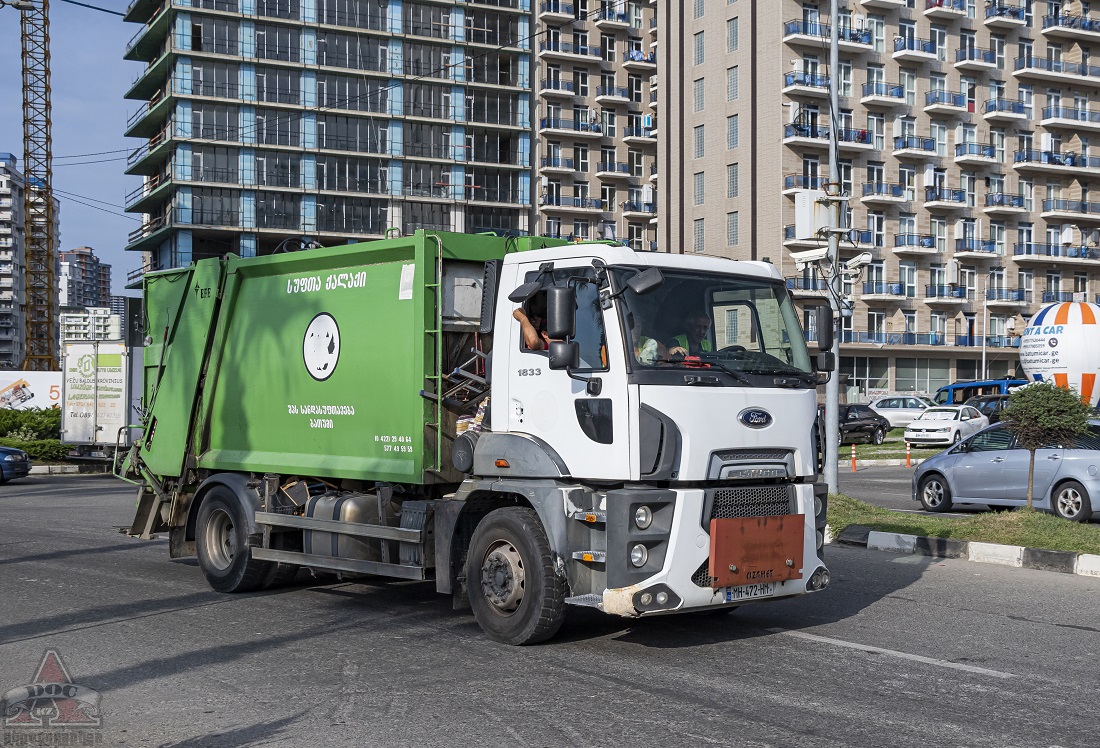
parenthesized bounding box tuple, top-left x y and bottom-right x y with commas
(119, 230, 835, 644)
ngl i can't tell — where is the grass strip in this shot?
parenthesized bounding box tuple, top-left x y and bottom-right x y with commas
(828, 493, 1100, 556)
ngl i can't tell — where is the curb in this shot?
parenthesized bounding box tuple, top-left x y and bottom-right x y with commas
(29, 465, 112, 476)
(849, 458, 926, 467)
(834, 524, 1100, 579)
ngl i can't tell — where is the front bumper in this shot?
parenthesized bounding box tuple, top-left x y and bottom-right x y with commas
(2, 461, 31, 480)
(905, 432, 953, 445)
(598, 483, 828, 617)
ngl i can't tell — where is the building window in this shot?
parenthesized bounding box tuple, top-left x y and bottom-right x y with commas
(727, 17, 738, 52)
(694, 0, 704, 18)
(694, 172, 704, 205)
(694, 125, 705, 158)
(727, 212, 739, 246)
(727, 163, 739, 197)
(693, 218, 705, 252)
(726, 66, 738, 101)
(726, 115, 738, 149)
(694, 31, 705, 65)
(694, 78, 705, 112)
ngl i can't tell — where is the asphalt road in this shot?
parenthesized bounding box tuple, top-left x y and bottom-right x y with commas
(838, 465, 988, 516)
(2, 475, 1099, 747)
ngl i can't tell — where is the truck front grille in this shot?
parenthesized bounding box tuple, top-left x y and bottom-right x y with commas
(693, 484, 798, 587)
(712, 448, 791, 462)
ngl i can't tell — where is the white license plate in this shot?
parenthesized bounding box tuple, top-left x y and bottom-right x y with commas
(723, 582, 777, 602)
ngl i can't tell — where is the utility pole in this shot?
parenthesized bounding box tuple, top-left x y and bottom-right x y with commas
(823, 0, 843, 493)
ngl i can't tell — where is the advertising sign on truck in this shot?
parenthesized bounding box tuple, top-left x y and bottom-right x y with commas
(61, 341, 136, 458)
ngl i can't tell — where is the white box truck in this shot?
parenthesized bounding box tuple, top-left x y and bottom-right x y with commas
(61, 341, 141, 459)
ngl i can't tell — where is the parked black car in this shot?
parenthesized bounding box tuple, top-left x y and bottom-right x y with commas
(963, 394, 1010, 424)
(819, 404, 891, 445)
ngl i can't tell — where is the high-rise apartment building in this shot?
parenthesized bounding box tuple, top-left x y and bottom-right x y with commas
(0, 153, 29, 369)
(60, 246, 113, 308)
(533, 1, 658, 249)
(660, 0, 1095, 398)
(59, 307, 123, 343)
(123, 0, 537, 275)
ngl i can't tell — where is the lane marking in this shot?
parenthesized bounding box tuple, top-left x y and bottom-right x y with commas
(771, 629, 1016, 679)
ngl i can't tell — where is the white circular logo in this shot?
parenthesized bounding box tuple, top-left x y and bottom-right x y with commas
(303, 313, 340, 381)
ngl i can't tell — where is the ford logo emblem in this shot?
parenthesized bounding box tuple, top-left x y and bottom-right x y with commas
(739, 408, 773, 429)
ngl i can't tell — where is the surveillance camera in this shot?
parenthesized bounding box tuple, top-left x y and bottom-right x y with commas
(789, 247, 830, 271)
(844, 252, 873, 270)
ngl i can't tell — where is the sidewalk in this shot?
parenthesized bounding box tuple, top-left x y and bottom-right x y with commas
(29, 464, 113, 475)
(836, 523, 1100, 579)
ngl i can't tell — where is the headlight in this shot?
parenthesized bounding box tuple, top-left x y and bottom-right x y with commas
(629, 543, 649, 567)
(634, 505, 653, 530)
(2, 454, 15, 462)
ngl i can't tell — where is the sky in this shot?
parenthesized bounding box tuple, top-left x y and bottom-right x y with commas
(0, 1, 140, 296)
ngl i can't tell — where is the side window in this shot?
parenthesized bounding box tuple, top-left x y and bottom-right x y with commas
(968, 428, 1013, 452)
(905, 398, 923, 409)
(1072, 427, 1100, 450)
(516, 288, 549, 354)
(572, 278, 608, 371)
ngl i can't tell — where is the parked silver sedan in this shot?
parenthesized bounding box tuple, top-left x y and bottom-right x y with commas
(904, 405, 988, 447)
(911, 422, 1100, 522)
(869, 395, 935, 428)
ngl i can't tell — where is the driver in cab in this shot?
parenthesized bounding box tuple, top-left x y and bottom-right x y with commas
(668, 312, 712, 357)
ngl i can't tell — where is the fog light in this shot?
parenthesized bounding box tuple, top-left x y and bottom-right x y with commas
(655, 591, 668, 605)
(816, 530, 824, 550)
(814, 495, 823, 516)
(639, 592, 653, 606)
(807, 566, 831, 591)
(630, 543, 648, 567)
(634, 505, 653, 529)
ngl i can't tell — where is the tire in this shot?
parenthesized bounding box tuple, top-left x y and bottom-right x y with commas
(1052, 481, 1092, 523)
(262, 563, 302, 589)
(466, 507, 566, 645)
(918, 474, 953, 512)
(195, 487, 275, 593)
(952, 431, 962, 445)
(872, 427, 885, 446)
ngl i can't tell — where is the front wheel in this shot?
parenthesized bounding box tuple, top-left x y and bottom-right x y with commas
(195, 487, 275, 593)
(918, 474, 953, 512)
(1052, 481, 1092, 522)
(952, 431, 962, 445)
(467, 507, 566, 645)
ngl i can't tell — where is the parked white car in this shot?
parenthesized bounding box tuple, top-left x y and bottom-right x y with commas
(869, 395, 935, 428)
(904, 406, 989, 447)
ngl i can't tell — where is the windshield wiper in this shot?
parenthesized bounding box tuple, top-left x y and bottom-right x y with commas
(654, 358, 752, 385)
(742, 367, 818, 386)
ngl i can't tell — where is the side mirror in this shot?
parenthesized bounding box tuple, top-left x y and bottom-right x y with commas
(508, 280, 542, 303)
(548, 341, 579, 370)
(815, 305, 834, 351)
(627, 267, 664, 295)
(545, 286, 576, 339)
(815, 351, 836, 372)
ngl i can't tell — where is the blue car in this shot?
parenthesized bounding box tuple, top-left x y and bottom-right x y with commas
(0, 445, 32, 483)
(912, 421, 1100, 522)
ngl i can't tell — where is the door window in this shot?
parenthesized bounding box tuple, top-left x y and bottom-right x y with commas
(968, 428, 1013, 452)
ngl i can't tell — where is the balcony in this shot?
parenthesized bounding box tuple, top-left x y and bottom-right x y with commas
(539, 40, 601, 62)
(538, 79, 576, 98)
(837, 128, 873, 151)
(1042, 199, 1100, 223)
(862, 182, 908, 204)
(984, 192, 1027, 215)
(1014, 243, 1100, 265)
(623, 126, 656, 144)
(860, 0, 905, 8)
(782, 71, 830, 98)
(1041, 105, 1100, 133)
(954, 238, 1000, 259)
(595, 8, 630, 30)
(538, 1, 575, 22)
(1014, 55, 1100, 85)
(622, 201, 656, 218)
(840, 331, 955, 346)
(924, 90, 969, 115)
(954, 142, 997, 166)
(983, 98, 1028, 123)
(986, 288, 1032, 306)
(622, 50, 657, 71)
(955, 47, 998, 71)
(539, 195, 605, 213)
(784, 124, 830, 149)
(1013, 149, 1100, 177)
(925, 0, 966, 21)
(539, 117, 603, 138)
(894, 234, 937, 255)
(925, 285, 973, 304)
(893, 136, 937, 158)
(783, 174, 825, 194)
(1042, 14, 1100, 43)
(862, 281, 912, 300)
(783, 224, 824, 249)
(893, 36, 937, 63)
(595, 86, 631, 105)
(1043, 291, 1077, 303)
(540, 157, 576, 174)
(785, 277, 829, 296)
(782, 21, 873, 53)
(596, 161, 632, 179)
(860, 82, 906, 107)
(924, 187, 967, 209)
(985, 2, 1027, 28)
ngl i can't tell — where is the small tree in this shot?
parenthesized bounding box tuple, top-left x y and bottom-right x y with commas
(999, 381, 1091, 508)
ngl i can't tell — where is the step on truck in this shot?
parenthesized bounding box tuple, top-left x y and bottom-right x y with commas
(119, 230, 835, 644)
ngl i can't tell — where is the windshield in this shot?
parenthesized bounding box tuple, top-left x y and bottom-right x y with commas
(613, 267, 813, 380)
(919, 409, 959, 421)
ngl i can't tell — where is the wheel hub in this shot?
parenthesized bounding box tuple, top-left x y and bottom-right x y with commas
(1058, 489, 1082, 516)
(480, 541, 525, 615)
(203, 508, 236, 571)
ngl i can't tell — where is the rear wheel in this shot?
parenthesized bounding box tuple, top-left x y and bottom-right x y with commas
(467, 507, 566, 645)
(195, 487, 274, 593)
(1052, 481, 1092, 522)
(872, 427, 885, 445)
(918, 474, 953, 512)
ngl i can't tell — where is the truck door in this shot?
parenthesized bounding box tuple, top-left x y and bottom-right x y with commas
(504, 261, 629, 480)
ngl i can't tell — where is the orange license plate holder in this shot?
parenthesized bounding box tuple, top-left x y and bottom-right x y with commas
(708, 514, 805, 589)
